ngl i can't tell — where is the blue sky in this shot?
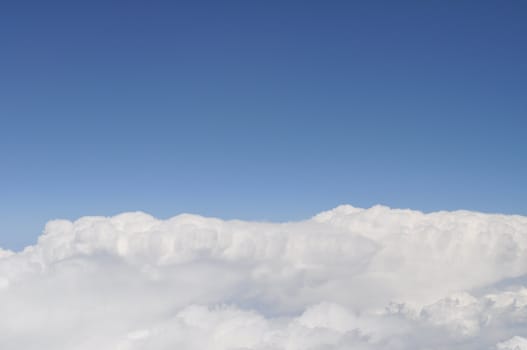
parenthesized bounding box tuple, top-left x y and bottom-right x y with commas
(1, 0, 526, 250)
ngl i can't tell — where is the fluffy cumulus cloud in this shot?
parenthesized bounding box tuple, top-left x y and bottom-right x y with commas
(1, 205, 527, 349)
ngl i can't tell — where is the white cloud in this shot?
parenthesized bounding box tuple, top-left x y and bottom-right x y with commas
(498, 337, 527, 350)
(1, 205, 527, 349)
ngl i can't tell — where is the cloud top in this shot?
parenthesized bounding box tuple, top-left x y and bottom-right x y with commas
(1, 205, 527, 349)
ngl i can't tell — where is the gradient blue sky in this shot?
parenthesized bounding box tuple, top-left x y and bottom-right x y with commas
(1, 0, 526, 250)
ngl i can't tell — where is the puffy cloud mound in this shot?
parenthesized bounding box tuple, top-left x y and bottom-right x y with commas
(1, 205, 527, 349)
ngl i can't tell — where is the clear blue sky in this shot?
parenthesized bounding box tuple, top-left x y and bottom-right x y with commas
(1, 0, 526, 250)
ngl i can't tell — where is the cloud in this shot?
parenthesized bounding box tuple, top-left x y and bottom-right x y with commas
(1, 205, 527, 349)
(497, 337, 527, 350)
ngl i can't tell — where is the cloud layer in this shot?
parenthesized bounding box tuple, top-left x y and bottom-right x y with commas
(1, 205, 527, 349)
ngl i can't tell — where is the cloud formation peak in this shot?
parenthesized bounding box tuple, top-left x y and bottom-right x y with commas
(1, 205, 527, 349)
